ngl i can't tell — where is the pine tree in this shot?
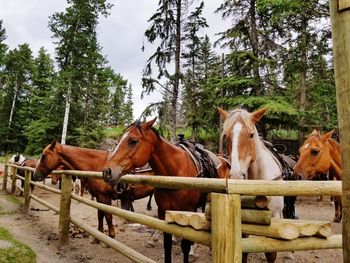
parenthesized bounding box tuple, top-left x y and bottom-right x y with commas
(23, 47, 60, 154)
(49, 0, 112, 146)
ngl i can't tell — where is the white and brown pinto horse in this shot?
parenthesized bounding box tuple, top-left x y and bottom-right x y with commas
(219, 107, 284, 263)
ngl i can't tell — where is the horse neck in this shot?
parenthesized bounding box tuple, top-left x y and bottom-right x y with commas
(249, 139, 281, 180)
(57, 145, 108, 171)
(328, 139, 342, 179)
(148, 137, 196, 177)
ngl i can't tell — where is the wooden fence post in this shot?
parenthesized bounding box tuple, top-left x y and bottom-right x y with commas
(58, 174, 72, 247)
(11, 166, 17, 195)
(330, 1, 350, 262)
(211, 193, 242, 262)
(2, 164, 8, 191)
(23, 170, 31, 212)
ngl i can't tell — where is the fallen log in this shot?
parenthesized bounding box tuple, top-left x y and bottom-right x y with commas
(272, 218, 332, 238)
(204, 203, 272, 225)
(241, 195, 270, 210)
(166, 209, 272, 231)
(242, 221, 299, 240)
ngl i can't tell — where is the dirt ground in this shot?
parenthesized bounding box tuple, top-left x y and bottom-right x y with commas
(0, 170, 343, 263)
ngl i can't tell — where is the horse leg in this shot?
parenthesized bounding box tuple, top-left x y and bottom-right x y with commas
(105, 211, 115, 239)
(20, 179, 24, 196)
(189, 243, 198, 262)
(181, 239, 193, 263)
(91, 208, 104, 244)
(333, 195, 342, 222)
(147, 193, 153, 211)
(164, 232, 172, 263)
(265, 252, 277, 263)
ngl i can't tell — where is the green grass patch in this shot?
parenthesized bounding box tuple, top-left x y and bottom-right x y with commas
(268, 129, 298, 140)
(6, 196, 21, 205)
(103, 126, 125, 140)
(0, 226, 36, 263)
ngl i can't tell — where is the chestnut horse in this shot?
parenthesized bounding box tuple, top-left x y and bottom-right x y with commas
(32, 141, 154, 243)
(218, 107, 284, 263)
(293, 129, 342, 222)
(102, 119, 230, 263)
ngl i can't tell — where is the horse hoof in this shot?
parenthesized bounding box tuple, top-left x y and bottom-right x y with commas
(333, 216, 341, 223)
(90, 238, 100, 244)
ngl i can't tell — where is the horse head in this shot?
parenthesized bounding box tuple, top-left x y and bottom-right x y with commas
(33, 140, 62, 181)
(219, 107, 266, 179)
(102, 118, 157, 184)
(293, 129, 334, 180)
(9, 153, 25, 165)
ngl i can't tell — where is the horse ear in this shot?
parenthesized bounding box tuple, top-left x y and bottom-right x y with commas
(251, 108, 267, 123)
(322, 130, 334, 142)
(311, 129, 319, 136)
(143, 118, 157, 129)
(49, 140, 57, 150)
(218, 107, 229, 121)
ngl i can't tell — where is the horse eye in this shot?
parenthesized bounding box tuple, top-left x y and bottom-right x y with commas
(311, 149, 319, 156)
(249, 133, 254, 138)
(128, 138, 138, 146)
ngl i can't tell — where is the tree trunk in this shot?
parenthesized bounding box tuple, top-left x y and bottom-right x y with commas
(61, 85, 71, 145)
(219, 53, 225, 154)
(298, 15, 308, 147)
(249, 0, 261, 96)
(329, 2, 350, 262)
(170, 0, 182, 142)
(8, 77, 18, 129)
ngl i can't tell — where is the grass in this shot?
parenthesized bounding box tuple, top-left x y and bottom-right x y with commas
(6, 196, 21, 205)
(0, 226, 36, 263)
(103, 126, 125, 139)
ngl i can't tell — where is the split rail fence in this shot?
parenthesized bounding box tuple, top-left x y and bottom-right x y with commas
(1, 163, 343, 263)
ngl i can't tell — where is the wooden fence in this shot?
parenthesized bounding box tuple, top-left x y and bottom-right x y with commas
(1, 163, 343, 263)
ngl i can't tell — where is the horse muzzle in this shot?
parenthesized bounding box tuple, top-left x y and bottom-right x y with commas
(102, 166, 124, 184)
(32, 172, 45, 182)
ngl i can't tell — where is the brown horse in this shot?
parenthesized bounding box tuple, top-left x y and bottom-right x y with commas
(32, 141, 154, 243)
(293, 129, 342, 222)
(218, 107, 284, 263)
(102, 119, 230, 263)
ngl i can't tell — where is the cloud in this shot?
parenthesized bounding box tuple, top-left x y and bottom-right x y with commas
(0, 0, 228, 120)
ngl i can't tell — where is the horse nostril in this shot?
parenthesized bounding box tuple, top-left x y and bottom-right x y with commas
(103, 168, 112, 181)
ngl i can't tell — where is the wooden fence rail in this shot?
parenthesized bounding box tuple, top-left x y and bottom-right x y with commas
(2, 163, 343, 263)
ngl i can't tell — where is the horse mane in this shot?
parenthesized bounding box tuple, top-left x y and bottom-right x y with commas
(222, 109, 256, 138)
(126, 120, 161, 140)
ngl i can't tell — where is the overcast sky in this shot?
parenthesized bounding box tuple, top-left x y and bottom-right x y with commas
(0, 0, 229, 119)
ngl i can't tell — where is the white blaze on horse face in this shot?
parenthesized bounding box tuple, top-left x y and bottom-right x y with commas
(111, 132, 129, 157)
(230, 122, 242, 178)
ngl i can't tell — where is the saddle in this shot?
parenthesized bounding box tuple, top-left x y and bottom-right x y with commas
(176, 137, 220, 179)
(262, 140, 297, 180)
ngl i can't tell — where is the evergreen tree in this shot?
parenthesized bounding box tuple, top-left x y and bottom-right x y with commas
(49, 0, 112, 146)
(143, 0, 190, 141)
(0, 44, 34, 152)
(23, 47, 60, 154)
(109, 72, 128, 126)
(124, 84, 134, 125)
